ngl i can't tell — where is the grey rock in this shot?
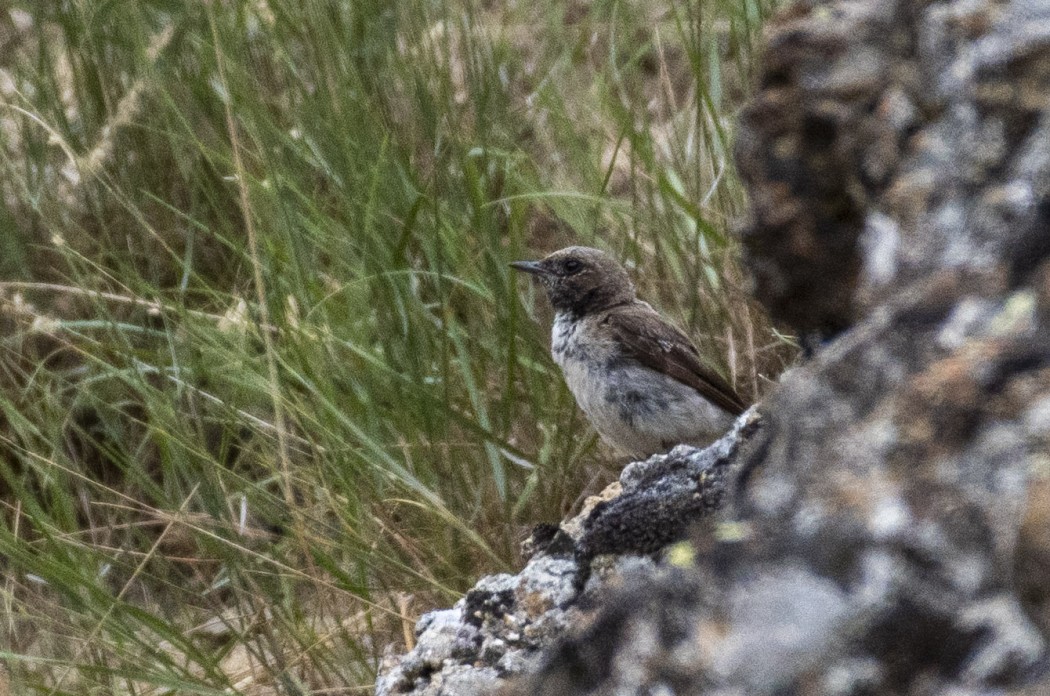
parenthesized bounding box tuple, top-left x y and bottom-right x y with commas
(577, 410, 760, 560)
(713, 565, 853, 691)
(375, 541, 585, 695)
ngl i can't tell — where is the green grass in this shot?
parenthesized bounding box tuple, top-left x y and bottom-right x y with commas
(0, 1, 787, 693)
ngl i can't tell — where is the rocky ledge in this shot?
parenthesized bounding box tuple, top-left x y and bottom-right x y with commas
(376, 413, 760, 696)
(379, 0, 1050, 694)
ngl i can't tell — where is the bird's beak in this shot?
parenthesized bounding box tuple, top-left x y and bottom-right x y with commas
(509, 260, 548, 276)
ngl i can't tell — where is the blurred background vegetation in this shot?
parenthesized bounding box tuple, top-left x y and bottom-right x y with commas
(0, 0, 789, 693)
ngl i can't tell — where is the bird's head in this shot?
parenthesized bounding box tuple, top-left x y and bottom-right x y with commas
(510, 246, 636, 316)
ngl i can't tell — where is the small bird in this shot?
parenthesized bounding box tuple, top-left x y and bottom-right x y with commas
(511, 246, 747, 458)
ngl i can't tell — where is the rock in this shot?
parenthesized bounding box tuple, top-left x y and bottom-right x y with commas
(575, 410, 760, 562)
(374, 549, 591, 694)
(374, 428, 753, 696)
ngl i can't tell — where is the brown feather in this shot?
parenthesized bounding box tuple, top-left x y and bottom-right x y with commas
(600, 303, 748, 416)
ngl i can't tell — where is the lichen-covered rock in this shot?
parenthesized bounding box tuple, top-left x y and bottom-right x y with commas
(375, 550, 593, 694)
(575, 411, 760, 561)
(374, 429, 751, 696)
(736, 0, 1050, 342)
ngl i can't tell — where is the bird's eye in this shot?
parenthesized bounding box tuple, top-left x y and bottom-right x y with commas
(563, 259, 582, 274)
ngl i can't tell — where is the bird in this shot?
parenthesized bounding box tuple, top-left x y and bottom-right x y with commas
(511, 246, 748, 459)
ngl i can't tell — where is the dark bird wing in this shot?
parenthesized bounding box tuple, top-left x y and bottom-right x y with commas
(601, 303, 749, 416)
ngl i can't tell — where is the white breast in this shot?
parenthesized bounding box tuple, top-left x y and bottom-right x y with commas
(550, 312, 734, 458)
(551, 313, 606, 411)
